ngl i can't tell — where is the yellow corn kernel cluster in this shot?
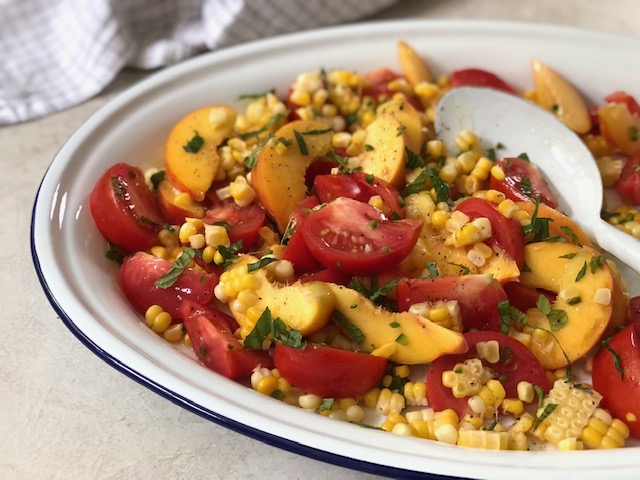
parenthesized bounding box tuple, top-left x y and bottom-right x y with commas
(580, 408, 630, 449)
(466, 241, 494, 268)
(467, 379, 506, 419)
(408, 299, 462, 332)
(144, 305, 186, 343)
(363, 387, 406, 415)
(441, 358, 494, 399)
(536, 379, 602, 446)
(218, 137, 252, 180)
(457, 429, 510, 450)
(449, 217, 493, 248)
(251, 367, 293, 401)
(228, 175, 256, 208)
(235, 92, 287, 137)
(403, 381, 429, 407)
(606, 204, 640, 239)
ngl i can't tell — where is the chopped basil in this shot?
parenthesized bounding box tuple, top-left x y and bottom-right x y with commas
(559, 252, 577, 259)
(424, 261, 439, 278)
(293, 130, 308, 155)
(111, 176, 126, 200)
(183, 131, 204, 153)
(138, 215, 160, 227)
(154, 247, 196, 288)
(104, 242, 125, 264)
(396, 125, 406, 136)
(199, 346, 207, 357)
(601, 336, 625, 379)
(316, 398, 335, 413)
(521, 261, 532, 273)
(400, 169, 429, 198)
(517, 152, 530, 161)
(363, 144, 374, 151)
(247, 256, 278, 272)
(560, 226, 581, 246)
(395, 333, 409, 346)
(566, 296, 582, 305)
(535, 403, 558, 429)
(405, 146, 425, 169)
(365, 174, 375, 185)
(589, 255, 605, 273)
(447, 262, 471, 275)
(240, 113, 286, 140)
(389, 321, 401, 328)
(368, 220, 378, 229)
(333, 310, 365, 344)
(386, 373, 408, 392)
(150, 170, 165, 190)
(381, 246, 391, 253)
(521, 197, 553, 242)
(575, 261, 587, 282)
(483, 420, 498, 431)
(271, 390, 285, 400)
(216, 240, 243, 268)
(210, 221, 231, 232)
(630, 125, 639, 141)
(532, 385, 545, 410)
(519, 176, 533, 196)
(600, 210, 620, 221)
(244, 307, 306, 350)
(536, 295, 568, 331)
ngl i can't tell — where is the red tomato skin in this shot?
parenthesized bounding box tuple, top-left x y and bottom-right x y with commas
(296, 268, 352, 285)
(426, 332, 551, 417)
(301, 197, 422, 276)
(281, 196, 322, 274)
(614, 153, 640, 204)
(397, 275, 507, 332)
(120, 252, 218, 320)
(450, 68, 515, 94)
(203, 199, 266, 250)
(503, 281, 555, 312)
(181, 300, 273, 379)
(455, 197, 525, 268)
(313, 171, 405, 218)
(489, 157, 559, 208)
(606, 91, 640, 116)
(274, 343, 387, 398)
(89, 163, 163, 252)
(592, 320, 640, 439)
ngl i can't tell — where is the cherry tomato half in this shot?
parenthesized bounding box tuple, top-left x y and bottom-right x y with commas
(450, 68, 515, 94)
(605, 91, 640, 116)
(489, 157, 559, 208)
(314, 171, 405, 218)
(426, 331, 551, 417)
(614, 153, 640, 204)
(300, 197, 422, 275)
(455, 197, 525, 268)
(89, 163, 163, 251)
(274, 343, 387, 398)
(281, 196, 322, 274)
(120, 251, 218, 320)
(203, 198, 266, 250)
(181, 300, 273, 379)
(397, 275, 508, 332)
(592, 318, 640, 439)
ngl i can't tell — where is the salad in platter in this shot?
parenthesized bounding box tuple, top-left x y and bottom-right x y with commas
(89, 40, 640, 452)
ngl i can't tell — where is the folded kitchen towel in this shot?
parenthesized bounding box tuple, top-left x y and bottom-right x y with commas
(0, 0, 397, 124)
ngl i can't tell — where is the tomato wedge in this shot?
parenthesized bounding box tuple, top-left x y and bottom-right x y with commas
(450, 68, 515, 94)
(203, 198, 266, 250)
(592, 317, 640, 439)
(614, 153, 640, 204)
(281, 196, 322, 274)
(397, 275, 508, 332)
(90, 163, 163, 251)
(300, 197, 422, 275)
(314, 171, 405, 218)
(606, 91, 640, 116)
(181, 300, 273, 379)
(455, 197, 525, 268)
(274, 343, 387, 398)
(503, 281, 555, 313)
(489, 157, 558, 208)
(120, 251, 218, 320)
(426, 331, 551, 417)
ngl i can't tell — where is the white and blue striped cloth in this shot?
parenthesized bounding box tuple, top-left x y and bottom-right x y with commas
(0, 0, 397, 124)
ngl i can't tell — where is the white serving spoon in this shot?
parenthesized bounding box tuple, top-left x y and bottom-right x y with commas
(435, 86, 640, 273)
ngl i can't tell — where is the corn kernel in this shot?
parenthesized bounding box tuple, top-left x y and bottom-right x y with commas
(163, 323, 184, 343)
(151, 312, 172, 333)
(491, 165, 505, 181)
(145, 305, 164, 326)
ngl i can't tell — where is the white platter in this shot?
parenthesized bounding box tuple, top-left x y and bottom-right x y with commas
(31, 20, 640, 479)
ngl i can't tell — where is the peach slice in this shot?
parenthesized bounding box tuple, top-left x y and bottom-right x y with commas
(327, 283, 467, 365)
(520, 242, 626, 369)
(597, 102, 640, 155)
(252, 120, 333, 233)
(165, 105, 236, 202)
(157, 179, 205, 224)
(531, 60, 592, 134)
(376, 97, 424, 154)
(359, 113, 408, 188)
(397, 40, 434, 85)
(515, 201, 592, 247)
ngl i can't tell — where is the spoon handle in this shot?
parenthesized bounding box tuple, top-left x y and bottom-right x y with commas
(592, 221, 640, 274)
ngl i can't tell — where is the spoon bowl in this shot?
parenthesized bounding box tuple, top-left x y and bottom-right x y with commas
(435, 86, 640, 273)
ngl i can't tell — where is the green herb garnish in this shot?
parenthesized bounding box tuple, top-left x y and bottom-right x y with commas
(154, 247, 197, 288)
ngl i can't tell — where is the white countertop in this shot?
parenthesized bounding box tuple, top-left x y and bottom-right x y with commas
(4, 0, 640, 478)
